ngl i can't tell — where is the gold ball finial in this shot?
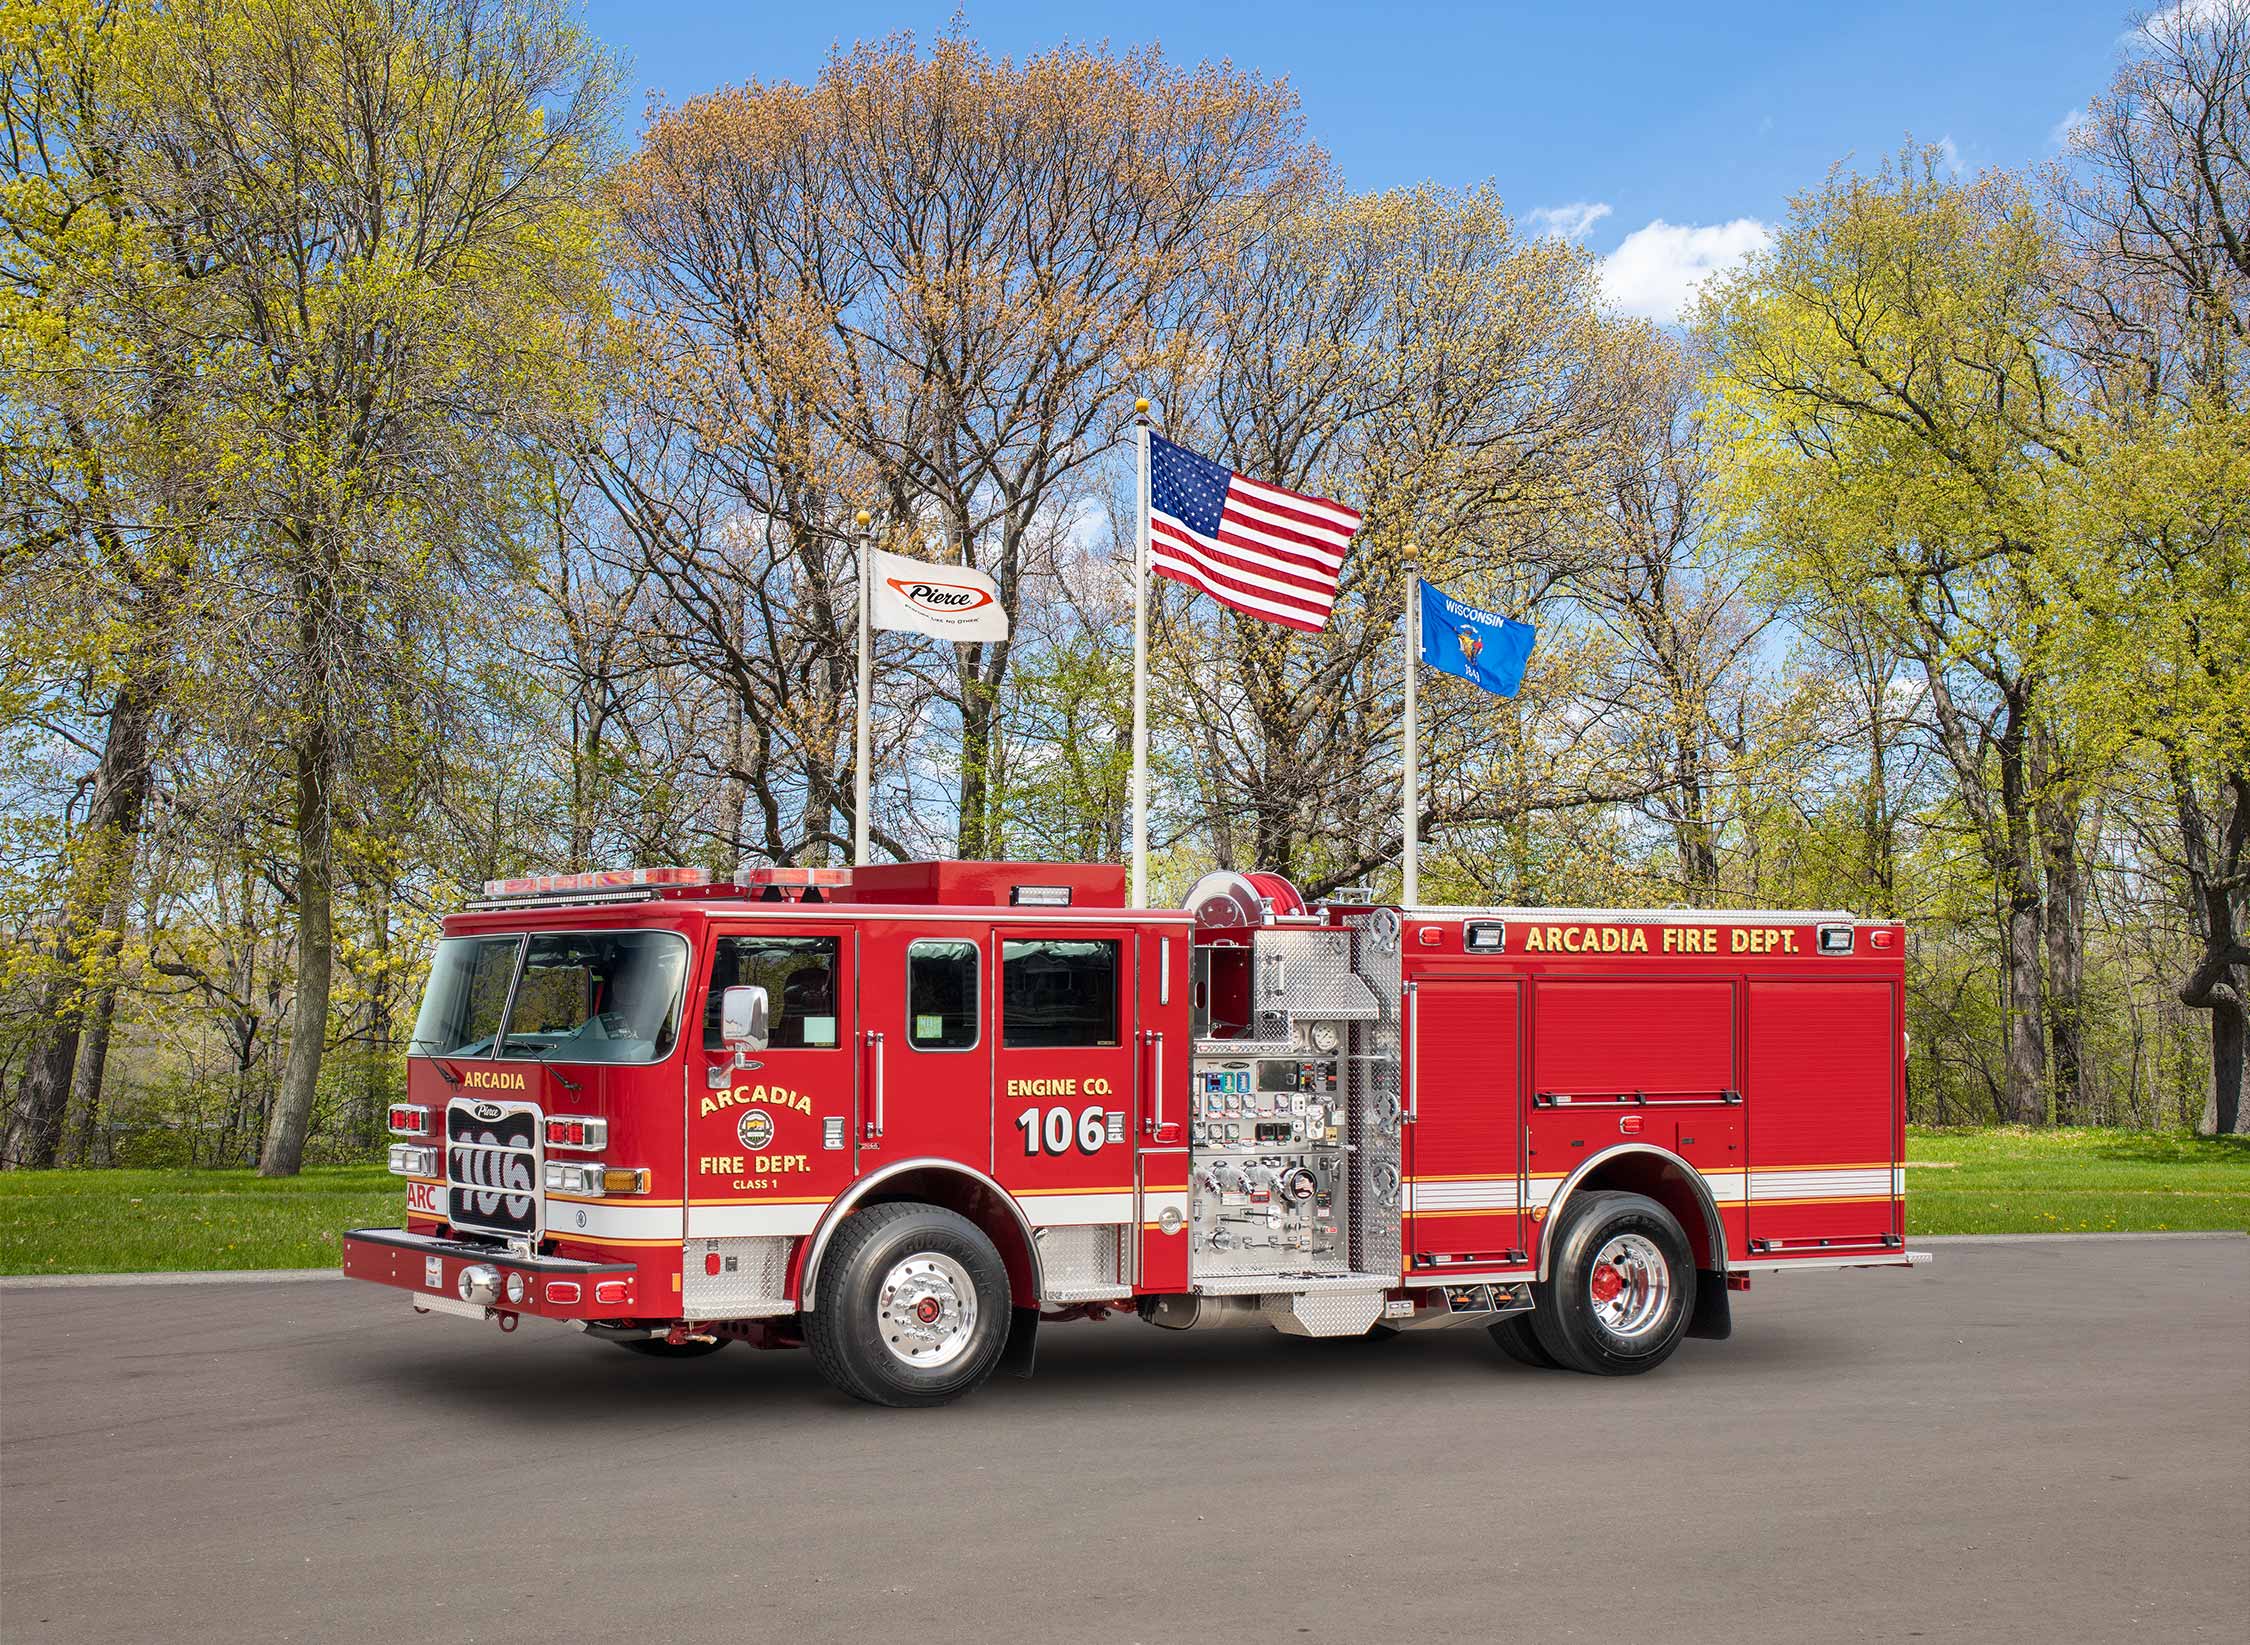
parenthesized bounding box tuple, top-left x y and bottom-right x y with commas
(1404, 539, 1420, 562)
(854, 509, 872, 528)
(1133, 397, 1151, 415)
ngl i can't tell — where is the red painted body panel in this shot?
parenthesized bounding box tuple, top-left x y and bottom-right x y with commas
(345, 870, 1909, 1331)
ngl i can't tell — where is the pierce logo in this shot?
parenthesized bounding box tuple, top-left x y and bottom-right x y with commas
(471, 1101, 505, 1122)
(886, 576, 994, 613)
(736, 1109, 775, 1150)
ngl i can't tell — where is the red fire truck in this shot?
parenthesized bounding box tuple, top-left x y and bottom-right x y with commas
(342, 859, 1926, 1406)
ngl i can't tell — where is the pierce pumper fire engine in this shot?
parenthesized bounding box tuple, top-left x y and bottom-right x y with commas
(343, 859, 1926, 1406)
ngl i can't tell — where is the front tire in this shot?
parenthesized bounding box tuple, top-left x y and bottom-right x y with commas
(803, 1203, 1011, 1407)
(1527, 1191, 1695, 1376)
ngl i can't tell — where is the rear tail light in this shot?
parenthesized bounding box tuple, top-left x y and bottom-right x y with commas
(544, 1280, 581, 1305)
(593, 1279, 631, 1306)
(544, 1116, 608, 1151)
(387, 1143, 438, 1177)
(387, 1104, 430, 1137)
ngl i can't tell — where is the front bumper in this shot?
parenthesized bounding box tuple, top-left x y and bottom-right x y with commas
(342, 1227, 642, 1321)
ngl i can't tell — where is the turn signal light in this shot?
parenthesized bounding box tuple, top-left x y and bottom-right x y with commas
(602, 1167, 650, 1195)
(544, 1116, 607, 1151)
(387, 1104, 430, 1137)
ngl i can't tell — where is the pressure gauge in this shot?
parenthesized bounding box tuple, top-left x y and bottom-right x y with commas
(1309, 1022, 1340, 1054)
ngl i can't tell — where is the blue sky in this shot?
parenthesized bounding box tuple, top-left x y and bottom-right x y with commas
(583, 0, 2138, 320)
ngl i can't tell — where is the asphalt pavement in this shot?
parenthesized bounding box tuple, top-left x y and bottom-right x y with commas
(2, 1234, 2244, 1644)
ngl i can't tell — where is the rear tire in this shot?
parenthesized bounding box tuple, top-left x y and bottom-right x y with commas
(614, 1336, 726, 1359)
(803, 1203, 1011, 1408)
(1487, 1310, 1561, 1368)
(1527, 1191, 1695, 1376)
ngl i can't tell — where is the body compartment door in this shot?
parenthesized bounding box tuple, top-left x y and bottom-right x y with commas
(1406, 977, 1526, 1270)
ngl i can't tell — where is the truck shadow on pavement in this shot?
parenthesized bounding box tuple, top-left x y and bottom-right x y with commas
(334, 1315, 1824, 1424)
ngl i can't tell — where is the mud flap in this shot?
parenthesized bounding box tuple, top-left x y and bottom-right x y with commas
(1686, 1269, 1731, 1340)
(1000, 1304, 1040, 1378)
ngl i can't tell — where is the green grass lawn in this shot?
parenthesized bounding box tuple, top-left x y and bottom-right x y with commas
(1905, 1127, 2250, 1235)
(0, 1131, 2243, 1274)
(0, 1164, 397, 1275)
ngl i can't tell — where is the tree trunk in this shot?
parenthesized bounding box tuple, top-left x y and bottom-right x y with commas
(2037, 763, 2090, 1123)
(1995, 701, 2049, 1125)
(3, 674, 158, 1169)
(64, 863, 138, 1165)
(261, 592, 339, 1178)
(2204, 995, 2247, 1137)
(2173, 762, 2249, 1136)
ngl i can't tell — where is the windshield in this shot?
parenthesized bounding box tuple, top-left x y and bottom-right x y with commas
(408, 930, 691, 1066)
(498, 931, 690, 1064)
(409, 936, 522, 1058)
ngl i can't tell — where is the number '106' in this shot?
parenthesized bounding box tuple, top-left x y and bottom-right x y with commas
(1016, 1105, 1106, 1155)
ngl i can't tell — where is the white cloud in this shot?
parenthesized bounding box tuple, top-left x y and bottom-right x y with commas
(1600, 218, 1772, 324)
(1525, 200, 1612, 243)
(2049, 106, 2088, 149)
(1936, 135, 1964, 176)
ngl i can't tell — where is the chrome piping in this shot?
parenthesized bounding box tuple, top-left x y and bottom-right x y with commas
(796, 1157, 1043, 1313)
(1534, 1142, 1729, 1282)
(1403, 980, 1420, 1125)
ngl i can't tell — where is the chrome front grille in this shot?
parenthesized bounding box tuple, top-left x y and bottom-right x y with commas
(445, 1099, 542, 1239)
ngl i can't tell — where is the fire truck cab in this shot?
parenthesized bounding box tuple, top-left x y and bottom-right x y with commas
(343, 859, 1925, 1406)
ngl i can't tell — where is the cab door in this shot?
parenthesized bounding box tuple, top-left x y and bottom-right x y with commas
(688, 925, 858, 1241)
(991, 924, 1140, 1286)
(854, 920, 994, 1169)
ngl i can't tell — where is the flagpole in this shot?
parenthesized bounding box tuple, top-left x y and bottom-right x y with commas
(853, 508, 873, 868)
(1130, 398, 1152, 908)
(1402, 540, 1420, 908)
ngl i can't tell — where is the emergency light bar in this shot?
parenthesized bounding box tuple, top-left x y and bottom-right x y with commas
(480, 866, 711, 899)
(735, 865, 853, 901)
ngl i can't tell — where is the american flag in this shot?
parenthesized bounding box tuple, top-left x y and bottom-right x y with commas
(1147, 432, 1361, 632)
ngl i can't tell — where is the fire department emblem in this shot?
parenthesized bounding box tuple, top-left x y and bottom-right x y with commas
(736, 1109, 775, 1150)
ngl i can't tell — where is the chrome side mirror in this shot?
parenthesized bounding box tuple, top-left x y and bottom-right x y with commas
(721, 984, 769, 1052)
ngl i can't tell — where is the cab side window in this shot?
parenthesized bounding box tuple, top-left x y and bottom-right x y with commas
(705, 935, 839, 1050)
(907, 939, 979, 1050)
(1001, 938, 1120, 1048)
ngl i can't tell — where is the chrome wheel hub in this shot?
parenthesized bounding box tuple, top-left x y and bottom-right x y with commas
(1586, 1232, 1671, 1340)
(877, 1253, 978, 1369)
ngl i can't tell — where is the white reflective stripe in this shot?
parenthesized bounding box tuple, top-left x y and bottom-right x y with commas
(1699, 1171, 1748, 1203)
(1750, 1169, 1894, 1199)
(1140, 1190, 1188, 1224)
(1895, 1166, 1908, 1194)
(687, 1202, 824, 1238)
(1405, 1178, 1520, 1211)
(548, 1199, 687, 1240)
(1021, 1191, 1137, 1226)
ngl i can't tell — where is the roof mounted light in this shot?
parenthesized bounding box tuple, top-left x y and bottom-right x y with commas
(480, 866, 711, 899)
(735, 865, 853, 902)
(1817, 924, 1855, 954)
(1009, 885, 1072, 907)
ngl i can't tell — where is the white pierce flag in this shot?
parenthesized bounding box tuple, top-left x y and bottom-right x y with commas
(869, 548, 1010, 642)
